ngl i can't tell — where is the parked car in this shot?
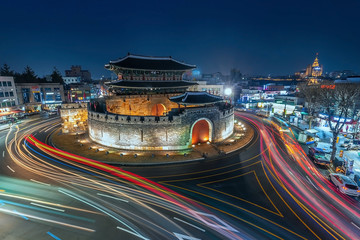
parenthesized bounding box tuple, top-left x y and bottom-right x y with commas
(341, 140, 352, 149)
(350, 145, 360, 151)
(354, 174, 360, 188)
(308, 147, 331, 166)
(328, 173, 360, 197)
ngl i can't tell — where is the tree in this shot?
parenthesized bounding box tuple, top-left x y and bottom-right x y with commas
(352, 110, 360, 139)
(298, 82, 321, 129)
(20, 65, 38, 83)
(319, 83, 360, 161)
(0, 63, 14, 76)
(51, 67, 64, 84)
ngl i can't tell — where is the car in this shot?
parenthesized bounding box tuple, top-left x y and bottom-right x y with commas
(328, 173, 360, 197)
(354, 174, 360, 187)
(308, 147, 331, 166)
(350, 145, 360, 151)
(341, 140, 352, 148)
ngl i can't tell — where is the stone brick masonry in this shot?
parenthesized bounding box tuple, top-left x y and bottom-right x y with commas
(88, 106, 234, 150)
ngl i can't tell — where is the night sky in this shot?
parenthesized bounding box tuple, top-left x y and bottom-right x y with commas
(1, 0, 359, 79)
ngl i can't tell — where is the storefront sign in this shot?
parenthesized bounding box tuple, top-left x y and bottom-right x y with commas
(333, 117, 352, 123)
(321, 85, 335, 89)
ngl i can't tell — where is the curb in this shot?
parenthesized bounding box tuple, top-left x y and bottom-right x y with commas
(49, 117, 255, 167)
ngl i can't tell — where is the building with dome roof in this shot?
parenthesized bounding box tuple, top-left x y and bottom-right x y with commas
(88, 54, 234, 150)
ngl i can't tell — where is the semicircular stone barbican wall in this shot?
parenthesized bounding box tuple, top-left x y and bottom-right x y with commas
(88, 106, 234, 150)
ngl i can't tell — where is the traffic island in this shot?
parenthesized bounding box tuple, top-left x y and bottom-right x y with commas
(50, 117, 254, 165)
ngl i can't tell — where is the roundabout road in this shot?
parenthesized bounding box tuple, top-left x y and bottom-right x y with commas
(1, 113, 360, 239)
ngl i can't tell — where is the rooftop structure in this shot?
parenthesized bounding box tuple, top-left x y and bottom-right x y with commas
(87, 54, 234, 151)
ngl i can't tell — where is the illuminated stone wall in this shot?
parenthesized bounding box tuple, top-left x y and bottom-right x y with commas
(106, 94, 179, 116)
(60, 103, 88, 134)
(88, 106, 234, 150)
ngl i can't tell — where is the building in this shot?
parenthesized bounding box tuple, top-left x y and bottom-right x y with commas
(88, 54, 234, 150)
(60, 103, 88, 134)
(65, 65, 91, 82)
(0, 76, 18, 108)
(0, 76, 21, 121)
(188, 81, 224, 96)
(65, 81, 107, 103)
(305, 53, 323, 84)
(15, 82, 65, 111)
(63, 76, 81, 85)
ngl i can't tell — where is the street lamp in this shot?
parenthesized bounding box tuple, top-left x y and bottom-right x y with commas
(224, 88, 232, 96)
(224, 88, 233, 104)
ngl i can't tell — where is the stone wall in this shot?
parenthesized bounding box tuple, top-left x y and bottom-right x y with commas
(106, 94, 179, 116)
(88, 106, 234, 150)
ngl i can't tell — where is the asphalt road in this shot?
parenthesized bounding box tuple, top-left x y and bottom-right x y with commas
(1, 114, 228, 240)
(1, 112, 360, 239)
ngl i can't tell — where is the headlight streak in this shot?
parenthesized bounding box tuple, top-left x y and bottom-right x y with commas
(26, 135, 244, 240)
(240, 113, 360, 239)
(6, 120, 245, 239)
(0, 207, 95, 232)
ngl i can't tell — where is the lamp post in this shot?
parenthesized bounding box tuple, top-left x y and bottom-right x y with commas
(283, 97, 288, 119)
(224, 88, 232, 104)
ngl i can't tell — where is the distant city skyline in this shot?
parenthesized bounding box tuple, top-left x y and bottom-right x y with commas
(1, 0, 359, 79)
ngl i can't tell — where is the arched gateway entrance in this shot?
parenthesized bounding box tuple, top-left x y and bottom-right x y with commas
(151, 104, 166, 116)
(191, 119, 212, 144)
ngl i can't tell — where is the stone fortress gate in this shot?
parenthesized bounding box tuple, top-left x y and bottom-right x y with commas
(88, 53, 234, 150)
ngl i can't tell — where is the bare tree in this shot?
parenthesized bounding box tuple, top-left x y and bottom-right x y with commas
(353, 111, 360, 139)
(319, 83, 360, 161)
(298, 82, 321, 129)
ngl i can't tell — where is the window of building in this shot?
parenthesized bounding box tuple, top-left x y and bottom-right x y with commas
(44, 88, 51, 92)
(0, 82, 2, 87)
(55, 94, 62, 101)
(7, 81, 12, 86)
(9, 92, 13, 97)
(5, 92, 9, 97)
(46, 94, 53, 101)
(2, 82, 7, 87)
(0, 92, 3, 97)
(54, 88, 60, 91)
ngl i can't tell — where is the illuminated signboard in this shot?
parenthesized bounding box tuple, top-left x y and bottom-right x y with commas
(333, 117, 352, 123)
(321, 85, 335, 89)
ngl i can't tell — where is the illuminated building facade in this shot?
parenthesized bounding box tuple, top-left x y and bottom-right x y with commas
(88, 54, 234, 150)
(60, 103, 88, 134)
(305, 53, 323, 84)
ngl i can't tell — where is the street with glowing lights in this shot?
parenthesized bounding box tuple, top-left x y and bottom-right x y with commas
(0, 113, 359, 239)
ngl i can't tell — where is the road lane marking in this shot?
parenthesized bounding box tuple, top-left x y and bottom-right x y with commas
(7, 165, 15, 172)
(351, 222, 360, 230)
(116, 226, 149, 240)
(47, 231, 61, 240)
(96, 193, 129, 203)
(306, 176, 319, 191)
(30, 179, 51, 186)
(30, 202, 65, 212)
(13, 210, 29, 220)
(2, 151, 4, 157)
(173, 217, 205, 232)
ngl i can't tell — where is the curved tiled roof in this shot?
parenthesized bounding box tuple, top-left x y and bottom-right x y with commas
(170, 91, 223, 105)
(106, 54, 196, 71)
(107, 80, 197, 89)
